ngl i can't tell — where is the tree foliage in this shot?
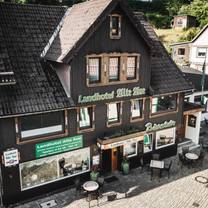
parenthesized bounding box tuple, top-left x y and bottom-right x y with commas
(179, 0, 208, 27)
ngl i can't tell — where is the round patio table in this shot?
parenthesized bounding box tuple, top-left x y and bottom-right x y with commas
(185, 153, 199, 160)
(83, 181, 99, 192)
(83, 181, 99, 208)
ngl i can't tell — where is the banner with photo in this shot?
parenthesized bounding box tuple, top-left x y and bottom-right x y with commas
(19, 147, 90, 190)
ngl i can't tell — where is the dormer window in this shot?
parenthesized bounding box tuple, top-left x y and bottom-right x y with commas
(110, 14, 121, 39)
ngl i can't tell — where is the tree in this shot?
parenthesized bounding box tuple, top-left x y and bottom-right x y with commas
(179, 0, 208, 27)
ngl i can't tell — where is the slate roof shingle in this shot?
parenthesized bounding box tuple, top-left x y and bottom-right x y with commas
(134, 13, 193, 95)
(0, 3, 74, 117)
(183, 71, 208, 92)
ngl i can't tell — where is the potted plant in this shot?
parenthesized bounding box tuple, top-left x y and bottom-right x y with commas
(90, 165, 99, 181)
(121, 155, 130, 175)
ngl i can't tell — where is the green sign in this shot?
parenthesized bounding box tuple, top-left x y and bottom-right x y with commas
(78, 87, 146, 104)
(35, 135, 83, 158)
(144, 134, 150, 145)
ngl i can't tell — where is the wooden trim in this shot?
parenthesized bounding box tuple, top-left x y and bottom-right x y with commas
(106, 101, 123, 128)
(130, 98, 145, 123)
(149, 93, 179, 118)
(183, 108, 204, 115)
(110, 14, 122, 39)
(77, 105, 95, 133)
(16, 110, 68, 145)
(86, 53, 140, 87)
(98, 131, 145, 146)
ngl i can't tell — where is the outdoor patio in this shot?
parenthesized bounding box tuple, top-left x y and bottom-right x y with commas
(12, 143, 208, 208)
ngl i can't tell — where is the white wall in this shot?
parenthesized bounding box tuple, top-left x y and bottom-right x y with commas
(186, 91, 208, 121)
(185, 111, 201, 144)
(189, 27, 208, 73)
(55, 64, 71, 97)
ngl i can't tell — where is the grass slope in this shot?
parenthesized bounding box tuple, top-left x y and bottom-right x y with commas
(154, 28, 187, 53)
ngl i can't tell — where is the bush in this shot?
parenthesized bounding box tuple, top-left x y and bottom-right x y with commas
(146, 13, 172, 29)
(179, 27, 200, 42)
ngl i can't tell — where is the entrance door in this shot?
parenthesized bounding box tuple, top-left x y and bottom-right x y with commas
(111, 148, 118, 172)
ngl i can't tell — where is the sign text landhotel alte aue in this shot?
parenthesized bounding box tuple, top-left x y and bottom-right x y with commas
(78, 87, 146, 104)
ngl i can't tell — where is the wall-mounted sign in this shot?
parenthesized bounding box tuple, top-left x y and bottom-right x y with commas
(92, 155, 100, 165)
(36, 135, 83, 158)
(78, 87, 146, 104)
(188, 115, 197, 128)
(145, 120, 176, 133)
(99, 136, 143, 150)
(3, 149, 19, 167)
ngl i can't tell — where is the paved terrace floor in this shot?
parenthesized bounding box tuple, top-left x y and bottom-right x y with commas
(12, 147, 208, 208)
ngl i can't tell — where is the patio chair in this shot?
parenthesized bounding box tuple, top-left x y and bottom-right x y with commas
(97, 177, 104, 196)
(139, 157, 150, 173)
(202, 139, 208, 151)
(163, 161, 172, 178)
(139, 157, 144, 173)
(197, 149, 205, 168)
(74, 177, 82, 196)
(182, 146, 189, 156)
(178, 153, 188, 168)
(152, 153, 160, 160)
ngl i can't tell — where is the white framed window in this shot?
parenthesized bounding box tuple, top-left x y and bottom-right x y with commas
(20, 111, 65, 140)
(127, 56, 137, 80)
(78, 106, 94, 131)
(107, 102, 121, 125)
(143, 134, 153, 153)
(177, 18, 183, 27)
(197, 48, 207, 58)
(178, 48, 185, 56)
(109, 57, 120, 82)
(88, 57, 101, 84)
(123, 142, 137, 158)
(131, 99, 143, 120)
(156, 128, 175, 149)
(151, 94, 177, 115)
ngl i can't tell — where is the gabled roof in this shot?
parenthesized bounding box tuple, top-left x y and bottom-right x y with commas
(0, 3, 74, 117)
(135, 14, 193, 95)
(0, 1, 193, 117)
(192, 24, 208, 42)
(45, 0, 151, 63)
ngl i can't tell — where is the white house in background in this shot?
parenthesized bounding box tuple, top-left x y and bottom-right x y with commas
(171, 24, 208, 73)
(173, 15, 196, 29)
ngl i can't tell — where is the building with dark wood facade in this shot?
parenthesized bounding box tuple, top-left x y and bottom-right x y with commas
(0, 0, 193, 205)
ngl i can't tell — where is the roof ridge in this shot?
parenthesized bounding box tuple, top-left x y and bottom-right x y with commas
(0, 1, 66, 9)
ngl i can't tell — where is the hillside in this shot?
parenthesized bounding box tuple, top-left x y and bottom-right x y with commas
(154, 29, 187, 53)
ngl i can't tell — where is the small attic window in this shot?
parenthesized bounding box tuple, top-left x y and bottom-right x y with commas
(110, 14, 121, 39)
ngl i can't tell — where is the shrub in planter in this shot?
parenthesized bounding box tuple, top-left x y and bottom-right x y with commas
(121, 156, 130, 175)
(90, 165, 99, 181)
